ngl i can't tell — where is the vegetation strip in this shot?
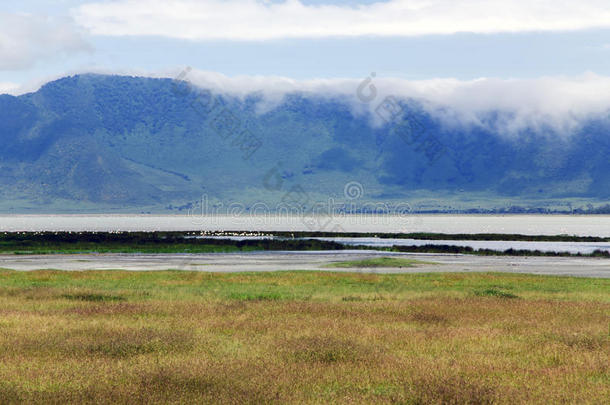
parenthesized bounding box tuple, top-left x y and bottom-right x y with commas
(1, 231, 609, 257)
(266, 231, 610, 242)
(324, 257, 434, 268)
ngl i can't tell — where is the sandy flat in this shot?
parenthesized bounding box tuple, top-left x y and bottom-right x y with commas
(1, 250, 609, 278)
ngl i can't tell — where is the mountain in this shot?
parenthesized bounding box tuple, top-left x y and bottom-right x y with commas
(0, 74, 609, 213)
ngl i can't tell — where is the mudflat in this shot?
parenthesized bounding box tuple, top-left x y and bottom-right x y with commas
(1, 251, 609, 278)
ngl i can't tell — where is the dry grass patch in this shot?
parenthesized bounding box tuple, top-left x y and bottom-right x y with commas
(410, 309, 449, 325)
(61, 292, 126, 302)
(4, 325, 195, 359)
(548, 332, 609, 351)
(134, 360, 284, 404)
(405, 373, 500, 405)
(279, 335, 377, 364)
(63, 302, 150, 316)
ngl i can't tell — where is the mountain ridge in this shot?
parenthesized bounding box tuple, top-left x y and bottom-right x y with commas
(0, 73, 609, 213)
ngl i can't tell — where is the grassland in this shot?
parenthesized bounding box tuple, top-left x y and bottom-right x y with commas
(0, 269, 608, 404)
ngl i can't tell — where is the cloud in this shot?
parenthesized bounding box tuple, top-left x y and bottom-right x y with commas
(8, 68, 610, 135)
(0, 82, 21, 95)
(73, 0, 610, 40)
(0, 13, 90, 71)
(176, 69, 610, 135)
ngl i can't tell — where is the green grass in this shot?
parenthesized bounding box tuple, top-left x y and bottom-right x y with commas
(325, 257, 434, 268)
(0, 269, 608, 302)
(226, 291, 285, 301)
(473, 287, 520, 299)
(0, 270, 608, 404)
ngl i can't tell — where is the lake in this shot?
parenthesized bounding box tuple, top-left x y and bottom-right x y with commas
(194, 235, 610, 254)
(0, 214, 609, 236)
(310, 237, 610, 254)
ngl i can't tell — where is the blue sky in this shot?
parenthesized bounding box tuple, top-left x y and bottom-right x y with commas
(2, 0, 610, 95)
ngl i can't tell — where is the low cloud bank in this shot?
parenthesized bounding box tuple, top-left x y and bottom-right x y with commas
(6, 68, 610, 136)
(181, 69, 610, 136)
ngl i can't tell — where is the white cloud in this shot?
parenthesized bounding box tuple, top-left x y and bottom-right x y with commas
(176, 69, 610, 135)
(8, 68, 610, 135)
(0, 82, 20, 95)
(73, 0, 610, 40)
(0, 13, 90, 71)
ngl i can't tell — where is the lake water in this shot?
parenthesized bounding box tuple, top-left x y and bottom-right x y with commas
(312, 237, 610, 254)
(197, 235, 610, 254)
(0, 214, 609, 237)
